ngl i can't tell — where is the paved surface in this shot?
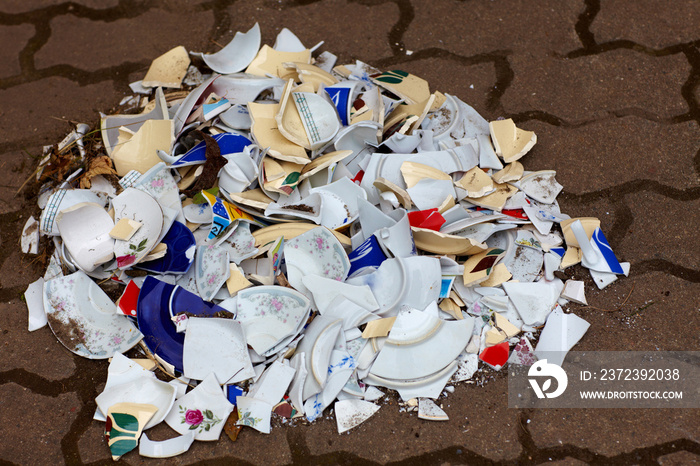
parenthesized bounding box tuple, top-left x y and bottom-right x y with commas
(1, 0, 699, 464)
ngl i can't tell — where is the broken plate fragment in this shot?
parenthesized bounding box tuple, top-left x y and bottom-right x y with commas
(21, 216, 39, 254)
(534, 306, 590, 366)
(104, 402, 157, 460)
(164, 373, 233, 441)
(44, 271, 142, 359)
(25, 277, 47, 331)
(418, 398, 449, 421)
(334, 399, 380, 434)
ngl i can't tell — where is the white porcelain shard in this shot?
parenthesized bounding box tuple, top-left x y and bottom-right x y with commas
(406, 178, 456, 211)
(56, 202, 114, 272)
(164, 373, 233, 441)
(236, 396, 273, 434)
(247, 360, 296, 406)
(534, 305, 590, 366)
(96, 375, 177, 430)
(302, 275, 379, 314)
(561, 280, 587, 305)
(25, 277, 47, 331)
(502, 280, 563, 327)
(21, 216, 39, 254)
(183, 318, 254, 383)
(418, 398, 449, 421)
(365, 360, 458, 401)
(334, 399, 381, 434)
(192, 23, 261, 74)
(94, 353, 156, 421)
(139, 431, 195, 458)
(451, 353, 479, 382)
(518, 170, 563, 204)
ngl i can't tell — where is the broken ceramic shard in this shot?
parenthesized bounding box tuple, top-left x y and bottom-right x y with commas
(193, 23, 260, 74)
(489, 118, 536, 162)
(142, 46, 190, 88)
(418, 398, 449, 421)
(104, 402, 157, 460)
(139, 431, 195, 459)
(335, 399, 380, 433)
(164, 373, 233, 441)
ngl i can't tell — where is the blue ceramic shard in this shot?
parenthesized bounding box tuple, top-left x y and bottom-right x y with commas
(171, 133, 252, 168)
(137, 221, 196, 274)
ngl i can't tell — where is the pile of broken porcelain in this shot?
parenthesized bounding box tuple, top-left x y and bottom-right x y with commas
(20, 24, 629, 460)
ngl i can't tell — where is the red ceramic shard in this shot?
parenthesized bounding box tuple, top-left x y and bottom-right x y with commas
(479, 341, 509, 370)
(118, 280, 140, 317)
(407, 208, 445, 231)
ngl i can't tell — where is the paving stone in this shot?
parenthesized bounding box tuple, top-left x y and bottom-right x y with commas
(395, 58, 497, 119)
(35, 10, 214, 72)
(404, 0, 583, 57)
(304, 377, 521, 462)
(0, 25, 34, 79)
(0, 77, 117, 146)
(620, 192, 700, 271)
(0, 383, 80, 464)
(591, 0, 700, 49)
(503, 50, 690, 122)
(0, 301, 77, 380)
(0, 0, 119, 13)
(0, 152, 38, 215)
(518, 118, 700, 194)
(528, 409, 699, 458)
(77, 421, 109, 463)
(658, 450, 700, 465)
(223, 0, 397, 64)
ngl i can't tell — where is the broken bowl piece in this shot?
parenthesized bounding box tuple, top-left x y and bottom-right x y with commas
(56, 202, 114, 273)
(44, 271, 142, 359)
(112, 188, 163, 269)
(489, 118, 536, 163)
(284, 226, 351, 297)
(193, 23, 260, 74)
(139, 431, 195, 459)
(236, 285, 311, 355)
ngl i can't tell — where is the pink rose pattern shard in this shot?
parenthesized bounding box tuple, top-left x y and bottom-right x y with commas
(179, 406, 222, 433)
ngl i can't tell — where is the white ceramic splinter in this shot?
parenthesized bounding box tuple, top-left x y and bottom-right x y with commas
(139, 431, 195, 458)
(192, 23, 261, 74)
(56, 202, 114, 272)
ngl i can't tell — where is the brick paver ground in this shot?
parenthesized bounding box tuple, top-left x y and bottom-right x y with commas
(0, 1, 698, 464)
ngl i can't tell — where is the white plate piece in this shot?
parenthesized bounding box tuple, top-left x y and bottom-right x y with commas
(236, 285, 311, 355)
(44, 271, 142, 359)
(182, 318, 254, 383)
(451, 353, 479, 382)
(112, 188, 164, 269)
(247, 360, 296, 406)
(534, 305, 590, 366)
(418, 398, 449, 421)
(502, 280, 564, 327)
(164, 373, 233, 441)
(369, 308, 474, 381)
(94, 353, 156, 421)
(139, 431, 195, 459)
(236, 396, 273, 434)
(95, 374, 177, 430)
(334, 399, 381, 434)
